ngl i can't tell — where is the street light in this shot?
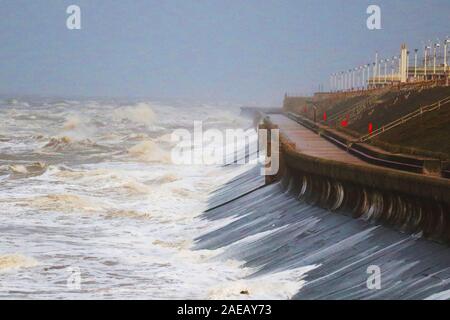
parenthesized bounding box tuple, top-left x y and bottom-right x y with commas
(379, 59, 383, 85)
(367, 63, 371, 88)
(391, 57, 396, 83)
(345, 70, 350, 91)
(378, 59, 382, 80)
(338, 72, 341, 91)
(406, 51, 410, 81)
(445, 39, 450, 70)
(374, 52, 378, 79)
(434, 43, 440, 75)
(358, 67, 362, 89)
(348, 70, 351, 91)
(414, 49, 418, 79)
(363, 65, 367, 89)
(424, 45, 431, 78)
(335, 73, 338, 91)
(384, 58, 389, 83)
(372, 62, 376, 87)
(349, 69, 355, 91)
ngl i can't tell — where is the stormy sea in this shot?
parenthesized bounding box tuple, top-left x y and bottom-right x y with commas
(0, 98, 270, 299)
(1, 98, 449, 300)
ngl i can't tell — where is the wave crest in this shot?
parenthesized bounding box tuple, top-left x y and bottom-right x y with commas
(127, 140, 170, 163)
(0, 254, 38, 272)
(114, 103, 156, 126)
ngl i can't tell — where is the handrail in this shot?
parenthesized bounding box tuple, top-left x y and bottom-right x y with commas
(327, 91, 385, 123)
(359, 95, 450, 142)
(284, 111, 450, 178)
(327, 96, 372, 122)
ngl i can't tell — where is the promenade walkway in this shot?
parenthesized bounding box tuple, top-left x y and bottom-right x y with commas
(267, 114, 367, 166)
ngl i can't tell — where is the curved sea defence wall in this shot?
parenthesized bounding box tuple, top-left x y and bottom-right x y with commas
(261, 117, 450, 243)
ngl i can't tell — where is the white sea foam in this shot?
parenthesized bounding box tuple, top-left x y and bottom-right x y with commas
(0, 254, 38, 272)
(0, 98, 301, 300)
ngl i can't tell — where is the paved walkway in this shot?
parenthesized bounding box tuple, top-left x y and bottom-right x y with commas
(268, 114, 367, 165)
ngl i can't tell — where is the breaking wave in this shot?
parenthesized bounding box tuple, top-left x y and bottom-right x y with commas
(127, 140, 170, 163)
(0, 254, 38, 272)
(113, 103, 156, 126)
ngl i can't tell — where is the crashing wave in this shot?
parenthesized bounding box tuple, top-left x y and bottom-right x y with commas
(0, 254, 38, 272)
(8, 162, 48, 177)
(42, 136, 102, 152)
(30, 194, 106, 213)
(113, 103, 156, 126)
(127, 140, 170, 163)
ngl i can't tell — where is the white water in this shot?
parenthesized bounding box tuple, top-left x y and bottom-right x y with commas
(0, 98, 308, 299)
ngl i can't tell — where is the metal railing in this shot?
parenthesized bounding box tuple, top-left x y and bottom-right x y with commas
(359, 95, 450, 142)
(327, 94, 380, 124)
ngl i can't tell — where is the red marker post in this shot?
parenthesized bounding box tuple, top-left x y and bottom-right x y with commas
(368, 122, 373, 134)
(323, 112, 327, 122)
(341, 115, 349, 127)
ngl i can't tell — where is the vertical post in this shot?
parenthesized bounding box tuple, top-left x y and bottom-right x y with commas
(362, 66, 366, 90)
(351, 69, 354, 91)
(445, 40, 449, 70)
(344, 72, 347, 91)
(391, 58, 395, 82)
(367, 64, 371, 89)
(338, 73, 341, 91)
(433, 44, 437, 75)
(384, 59, 388, 84)
(414, 49, 418, 80)
(406, 51, 410, 82)
(424, 46, 429, 78)
(378, 60, 382, 81)
(374, 52, 378, 79)
(400, 44, 408, 83)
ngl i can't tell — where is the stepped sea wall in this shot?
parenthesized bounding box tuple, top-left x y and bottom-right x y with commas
(260, 115, 450, 243)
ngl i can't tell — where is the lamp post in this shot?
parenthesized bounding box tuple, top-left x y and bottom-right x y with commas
(333, 73, 337, 92)
(362, 65, 366, 90)
(414, 49, 418, 80)
(391, 57, 396, 83)
(406, 51, 410, 81)
(384, 58, 389, 84)
(367, 63, 371, 88)
(445, 39, 449, 70)
(378, 59, 382, 81)
(374, 52, 378, 79)
(424, 45, 431, 78)
(348, 70, 351, 91)
(434, 43, 439, 75)
(360, 66, 364, 90)
(372, 62, 376, 87)
(345, 70, 350, 91)
(351, 69, 354, 91)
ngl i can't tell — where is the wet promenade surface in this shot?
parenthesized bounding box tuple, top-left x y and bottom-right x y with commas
(268, 114, 366, 166)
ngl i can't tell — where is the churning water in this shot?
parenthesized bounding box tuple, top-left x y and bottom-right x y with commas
(0, 98, 289, 299)
(1, 98, 449, 300)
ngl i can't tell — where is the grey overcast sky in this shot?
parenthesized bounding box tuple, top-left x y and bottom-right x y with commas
(0, 0, 449, 105)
